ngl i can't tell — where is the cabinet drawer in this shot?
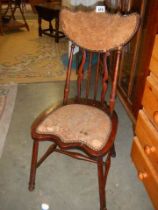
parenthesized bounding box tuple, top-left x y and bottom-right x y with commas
(135, 110, 158, 162)
(142, 75, 158, 129)
(131, 137, 158, 210)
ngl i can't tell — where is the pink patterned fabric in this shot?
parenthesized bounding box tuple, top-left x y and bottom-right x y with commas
(36, 104, 112, 151)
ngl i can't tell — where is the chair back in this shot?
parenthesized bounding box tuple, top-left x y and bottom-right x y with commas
(61, 6, 140, 113)
(63, 45, 121, 114)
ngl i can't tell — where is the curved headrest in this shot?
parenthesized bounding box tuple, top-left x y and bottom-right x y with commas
(60, 8, 140, 52)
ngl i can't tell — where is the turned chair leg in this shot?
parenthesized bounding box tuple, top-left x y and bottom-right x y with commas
(97, 154, 111, 210)
(111, 143, 116, 158)
(97, 157, 106, 210)
(29, 141, 39, 191)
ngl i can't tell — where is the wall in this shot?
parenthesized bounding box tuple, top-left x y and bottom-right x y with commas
(63, 0, 104, 6)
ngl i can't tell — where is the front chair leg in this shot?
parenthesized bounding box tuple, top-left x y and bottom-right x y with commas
(29, 141, 39, 191)
(97, 157, 106, 210)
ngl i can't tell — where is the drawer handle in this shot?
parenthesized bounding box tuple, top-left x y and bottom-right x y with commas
(153, 111, 158, 125)
(144, 145, 156, 155)
(138, 172, 148, 181)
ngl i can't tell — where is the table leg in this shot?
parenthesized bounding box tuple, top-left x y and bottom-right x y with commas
(38, 16, 42, 36)
(49, 21, 53, 34)
(55, 17, 59, 43)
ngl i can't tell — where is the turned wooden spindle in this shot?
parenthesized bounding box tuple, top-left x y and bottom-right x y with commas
(77, 50, 86, 100)
(101, 53, 109, 105)
(64, 43, 75, 104)
(86, 52, 93, 99)
(109, 49, 122, 113)
(94, 53, 101, 101)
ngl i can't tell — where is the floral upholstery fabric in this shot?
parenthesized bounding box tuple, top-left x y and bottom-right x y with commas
(36, 104, 112, 151)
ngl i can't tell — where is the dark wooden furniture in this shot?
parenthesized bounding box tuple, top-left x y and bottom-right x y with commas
(131, 35, 158, 209)
(35, 1, 65, 42)
(0, 0, 29, 34)
(29, 0, 45, 13)
(105, 0, 158, 123)
(28, 8, 139, 210)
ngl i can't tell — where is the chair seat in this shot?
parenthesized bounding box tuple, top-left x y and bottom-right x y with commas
(36, 104, 112, 151)
(60, 9, 139, 52)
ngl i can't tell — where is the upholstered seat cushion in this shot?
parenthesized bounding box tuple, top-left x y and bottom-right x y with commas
(60, 8, 139, 52)
(36, 104, 112, 151)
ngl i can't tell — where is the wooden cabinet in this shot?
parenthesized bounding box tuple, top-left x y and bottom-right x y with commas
(131, 36, 158, 210)
(116, 0, 158, 122)
(132, 137, 158, 209)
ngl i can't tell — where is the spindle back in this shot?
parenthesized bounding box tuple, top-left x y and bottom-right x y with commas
(63, 44, 122, 114)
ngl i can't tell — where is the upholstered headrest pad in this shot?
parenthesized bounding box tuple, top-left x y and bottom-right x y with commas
(60, 8, 139, 52)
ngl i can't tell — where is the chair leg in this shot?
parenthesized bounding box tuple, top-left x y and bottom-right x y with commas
(111, 143, 116, 158)
(29, 141, 39, 191)
(97, 157, 107, 210)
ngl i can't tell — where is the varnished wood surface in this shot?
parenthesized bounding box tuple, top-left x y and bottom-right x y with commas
(131, 35, 158, 209)
(142, 75, 158, 130)
(35, 1, 64, 42)
(117, 0, 158, 121)
(131, 137, 158, 210)
(149, 35, 158, 78)
(135, 110, 158, 171)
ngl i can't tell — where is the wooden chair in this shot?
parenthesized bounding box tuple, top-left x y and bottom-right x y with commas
(28, 7, 140, 210)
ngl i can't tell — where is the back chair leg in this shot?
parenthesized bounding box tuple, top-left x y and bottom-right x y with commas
(29, 141, 39, 191)
(97, 157, 106, 210)
(111, 143, 116, 158)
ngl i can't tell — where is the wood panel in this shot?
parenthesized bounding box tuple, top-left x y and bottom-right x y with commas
(142, 75, 158, 130)
(149, 36, 158, 79)
(131, 18, 158, 210)
(117, 0, 158, 122)
(135, 110, 158, 168)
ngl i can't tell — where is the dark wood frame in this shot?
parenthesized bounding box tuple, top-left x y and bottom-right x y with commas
(131, 0, 158, 118)
(116, 0, 158, 122)
(35, 2, 65, 43)
(28, 4, 140, 209)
